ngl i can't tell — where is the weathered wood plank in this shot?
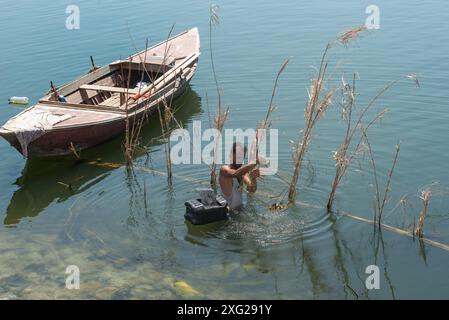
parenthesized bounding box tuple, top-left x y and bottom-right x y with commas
(39, 100, 126, 114)
(80, 84, 140, 94)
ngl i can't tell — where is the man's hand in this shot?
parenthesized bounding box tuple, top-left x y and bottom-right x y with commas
(256, 156, 268, 166)
(251, 168, 261, 178)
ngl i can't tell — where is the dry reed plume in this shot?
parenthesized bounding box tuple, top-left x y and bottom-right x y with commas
(338, 26, 367, 47)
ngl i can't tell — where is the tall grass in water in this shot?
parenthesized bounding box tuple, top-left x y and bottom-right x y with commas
(158, 97, 180, 185)
(326, 72, 420, 212)
(246, 59, 289, 201)
(122, 26, 177, 172)
(287, 27, 368, 206)
(253, 59, 289, 165)
(260, 59, 290, 130)
(123, 57, 134, 166)
(208, 3, 229, 189)
(326, 75, 392, 211)
(361, 126, 401, 226)
(287, 57, 334, 204)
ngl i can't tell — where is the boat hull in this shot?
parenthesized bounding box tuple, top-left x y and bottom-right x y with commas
(0, 77, 192, 158)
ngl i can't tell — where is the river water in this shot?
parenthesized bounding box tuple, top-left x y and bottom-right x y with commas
(0, 0, 449, 299)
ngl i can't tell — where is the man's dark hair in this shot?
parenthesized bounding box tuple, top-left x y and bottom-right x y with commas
(232, 142, 247, 155)
(230, 142, 247, 168)
(232, 141, 246, 154)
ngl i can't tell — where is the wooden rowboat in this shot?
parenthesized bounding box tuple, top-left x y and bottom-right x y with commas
(0, 27, 200, 158)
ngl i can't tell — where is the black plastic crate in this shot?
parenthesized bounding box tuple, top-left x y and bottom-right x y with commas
(184, 195, 228, 225)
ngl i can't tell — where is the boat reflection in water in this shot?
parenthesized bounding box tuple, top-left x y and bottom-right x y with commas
(4, 88, 202, 226)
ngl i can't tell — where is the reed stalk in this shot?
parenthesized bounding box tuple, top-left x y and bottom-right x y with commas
(287, 44, 334, 205)
(158, 105, 173, 184)
(327, 74, 356, 211)
(326, 76, 391, 211)
(208, 3, 229, 189)
(327, 71, 419, 212)
(69, 142, 81, 160)
(248, 59, 289, 169)
(414, 191, 431, 238)
(122, 26, 176, 172)
(379, 143, 400, 224)
(262, 59, 289, 130)
(361, 126, 401, 226)
(124, 57, 133, 166)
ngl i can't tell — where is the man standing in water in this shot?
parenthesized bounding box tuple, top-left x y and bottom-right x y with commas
(219, 142, 260, 210)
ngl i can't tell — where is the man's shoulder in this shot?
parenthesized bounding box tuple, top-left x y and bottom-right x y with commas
(220, 165, 231, 176)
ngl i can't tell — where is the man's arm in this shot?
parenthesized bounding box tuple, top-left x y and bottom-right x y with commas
(220, 162, 258, 178)
(243, 169, 259, 193)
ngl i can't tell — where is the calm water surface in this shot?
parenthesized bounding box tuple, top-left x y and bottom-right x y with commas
(0, 0, 449, 299)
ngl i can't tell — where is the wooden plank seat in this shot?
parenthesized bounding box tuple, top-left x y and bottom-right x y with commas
(98, 93, 122, 107)
(110, 56, 176, 73)
(80, 84, 140, 94)
(80, 84, 144, 107)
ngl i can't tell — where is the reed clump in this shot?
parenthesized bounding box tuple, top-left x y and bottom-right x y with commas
(287, 47, 333, 205)
(287, 26, 368, 206)
(326, 72, 392, 211)
(326, 71, 420, 213)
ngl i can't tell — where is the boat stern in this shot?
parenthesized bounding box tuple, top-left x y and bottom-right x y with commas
(0, 126, 15, 144)
(0, 126, 23, 156)
(189, 27, 200, 54)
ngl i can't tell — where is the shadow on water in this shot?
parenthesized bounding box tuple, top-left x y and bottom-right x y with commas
(3, 87, 202, 226)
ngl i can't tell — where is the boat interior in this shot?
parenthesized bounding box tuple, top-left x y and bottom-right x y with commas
(37, 28, 199, 113)
(43, 55, 177, 110)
